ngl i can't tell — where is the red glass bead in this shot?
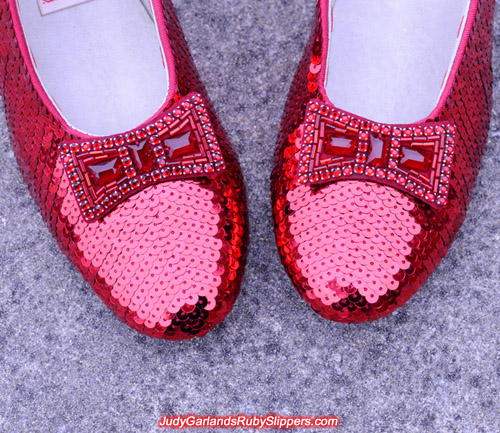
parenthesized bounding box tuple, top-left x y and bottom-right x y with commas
(88, 158, 122, 186)
(324, 125, 357, 157)
(400, 146, 432, 171)
(356, 154, 367, 164)
(367, 135, 386, 167)
(343, 166, 353, 176)
(129, 140, 154, 172)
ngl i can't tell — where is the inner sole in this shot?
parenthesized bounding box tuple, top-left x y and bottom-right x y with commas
(17, 0, 169, 136)
(325, 0, 471, 124)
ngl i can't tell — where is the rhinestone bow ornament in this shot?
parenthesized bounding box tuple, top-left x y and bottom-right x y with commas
(298, 100, 457, 209)
(60, 93, 225, 222)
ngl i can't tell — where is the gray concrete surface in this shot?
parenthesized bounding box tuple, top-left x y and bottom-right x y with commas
(0, 1, 499, 432)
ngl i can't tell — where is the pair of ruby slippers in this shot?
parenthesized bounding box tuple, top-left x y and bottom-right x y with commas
(0, 0, 494, 340)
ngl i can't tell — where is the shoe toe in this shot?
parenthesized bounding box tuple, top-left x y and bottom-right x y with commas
(59, 175, 244, 339)
(285, 180, 424, 322)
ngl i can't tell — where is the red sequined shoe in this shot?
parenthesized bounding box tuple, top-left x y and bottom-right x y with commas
(272, 0, 494, 322)
(0, 0, 248, 339)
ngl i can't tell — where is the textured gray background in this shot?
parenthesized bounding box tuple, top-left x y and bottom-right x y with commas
(0, 1, 499, 432)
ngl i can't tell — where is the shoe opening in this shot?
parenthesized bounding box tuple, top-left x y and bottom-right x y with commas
(324, 0, 473, 124)
(14, 0, 171, 136)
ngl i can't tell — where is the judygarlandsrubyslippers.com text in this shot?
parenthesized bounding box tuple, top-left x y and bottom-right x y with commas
(158, 415, 340, 429)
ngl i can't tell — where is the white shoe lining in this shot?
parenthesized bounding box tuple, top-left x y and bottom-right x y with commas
(325, 0, 471, 124)
(17, 0, 169, 136)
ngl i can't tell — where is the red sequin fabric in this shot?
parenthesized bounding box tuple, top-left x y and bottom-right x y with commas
(272, 0, 494, 322)
(0, 0, 248, 340)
